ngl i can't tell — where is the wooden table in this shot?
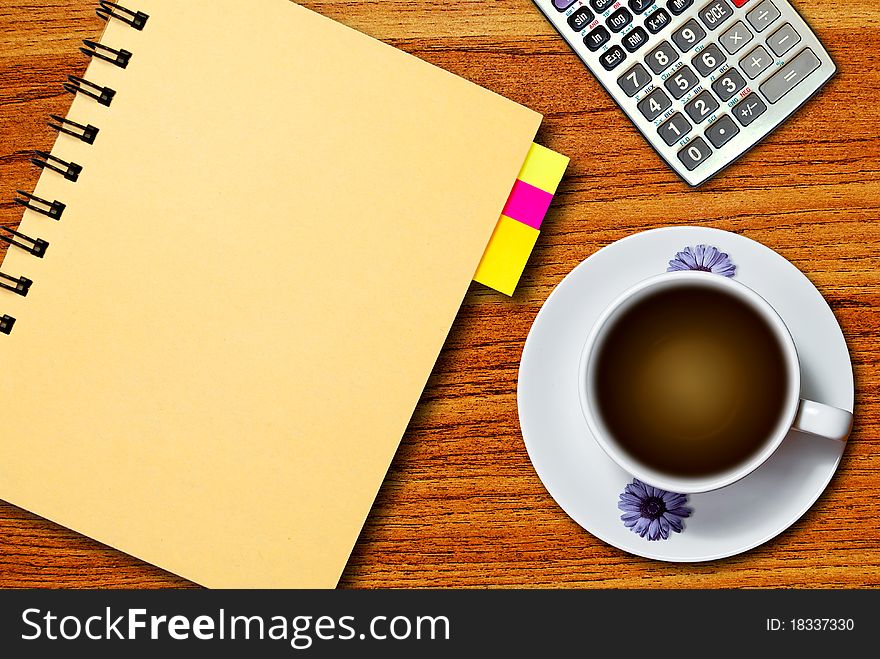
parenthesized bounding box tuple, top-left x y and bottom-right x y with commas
(0, 0, 877, 589)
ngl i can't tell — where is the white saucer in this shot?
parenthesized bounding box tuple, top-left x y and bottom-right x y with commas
(518, 227, 853, 562)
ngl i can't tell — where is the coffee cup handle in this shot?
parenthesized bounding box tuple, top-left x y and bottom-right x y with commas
(792, 400, 853, 442)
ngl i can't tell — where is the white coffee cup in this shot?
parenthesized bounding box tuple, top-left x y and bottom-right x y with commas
(577, 271, 852, 494)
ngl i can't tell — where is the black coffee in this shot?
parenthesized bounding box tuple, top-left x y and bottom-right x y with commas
(592, 285, 788, 479)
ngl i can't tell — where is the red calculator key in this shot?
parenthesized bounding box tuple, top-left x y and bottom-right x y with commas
(731, 0, 752, 6)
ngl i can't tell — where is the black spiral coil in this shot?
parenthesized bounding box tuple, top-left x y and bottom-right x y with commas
(1, 2, 148, 335)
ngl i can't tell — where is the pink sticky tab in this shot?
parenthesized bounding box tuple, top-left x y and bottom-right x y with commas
(501, 180, 553, 230)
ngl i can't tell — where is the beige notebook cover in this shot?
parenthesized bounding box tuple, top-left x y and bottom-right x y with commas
(0, 0, 540, 587)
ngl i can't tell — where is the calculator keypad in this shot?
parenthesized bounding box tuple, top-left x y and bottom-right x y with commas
(537, 0, 836, 185)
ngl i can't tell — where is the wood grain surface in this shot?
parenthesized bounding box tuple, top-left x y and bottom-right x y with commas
(0, 0, 877, 589)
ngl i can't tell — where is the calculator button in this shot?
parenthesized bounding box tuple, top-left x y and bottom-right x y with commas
(646, 41, 680, 74)
(553, 0, 578, 11)
(684, 90, 720, 123)
(677, 137, 712, 170)
(628, 0, 653, 14)
(711, 67, 746, 101)
(585, 26, 611, 51)
(658, 112, 692, 145)
(759, 48, 820, 103)
(591, 0, 616, 11)
(746, 0, 780, 33)
(664, 66, 699, 99)
(618, 63, 651, 96)
(637, 88, 673, 121)
(740, 45, 772, 79)
(692, 43, 727, 76)
(767, 23, 801, 57)
(622, 27, 650, 52)
(599, 45, 628, 71)
(667, 0, 694, 16)
(645, 9, 671, 34)
(719, 21, 753, 55)
(698, 1, 734, 31)
(705, 114, 740, 147)
(730, 0, 753, 6)
(607, 8, 633, 32)
(568, 7, 595, 31)
(732, 92, 767, 125)
(672, 19, 707, 53)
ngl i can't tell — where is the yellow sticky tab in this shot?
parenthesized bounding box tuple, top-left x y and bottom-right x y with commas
(517, 143, 570, 194)
(474, 216, 540, 296)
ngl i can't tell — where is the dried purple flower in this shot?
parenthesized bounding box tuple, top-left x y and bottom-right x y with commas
(618, 479, 692, 541)
(667, 244, 736, 278)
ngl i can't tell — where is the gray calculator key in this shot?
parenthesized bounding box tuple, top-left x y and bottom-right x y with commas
(672, 19, 706, 53)
(658, 112, 692, 146)
(646, 41, 680, 74)
(747, 0, 781, 33)
(732, 92, 767, 126)
(677, 137, 712, 171)
(692, 43, 726, 77)
(664, 66, 699, 99)
(618, 63, 651, 97)
(711, 67, 746, 101)
(638, 88, 672, 120)
(698, 0, 733, 31)
(720, 21, 753, 55)
(684, 90, 720, 123)
(705, 115, 740, 147)
(767, 23, 801, 57)
(740, 45, 773, 79)
(759, 48, 821, 103)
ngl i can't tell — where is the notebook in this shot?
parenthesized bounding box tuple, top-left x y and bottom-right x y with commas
(0, 0, 541, 588)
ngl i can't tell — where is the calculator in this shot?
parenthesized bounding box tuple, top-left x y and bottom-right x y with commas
(533, 0, 835, 186)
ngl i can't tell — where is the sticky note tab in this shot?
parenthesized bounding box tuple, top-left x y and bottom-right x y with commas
(517, 143, 570, 194)
(502, 180, 553, 230)
(474, 215, 540, 297)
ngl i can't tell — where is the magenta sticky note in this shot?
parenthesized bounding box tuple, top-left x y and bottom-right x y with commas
(501, 180, 554, 230)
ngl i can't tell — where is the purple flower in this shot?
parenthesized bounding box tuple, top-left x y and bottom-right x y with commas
(618, 479, 692, 541)
(667, 244, 736, 278)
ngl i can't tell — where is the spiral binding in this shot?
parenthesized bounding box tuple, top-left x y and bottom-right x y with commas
(81, 40, 132, 69)
(1, 2, 149, 335)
